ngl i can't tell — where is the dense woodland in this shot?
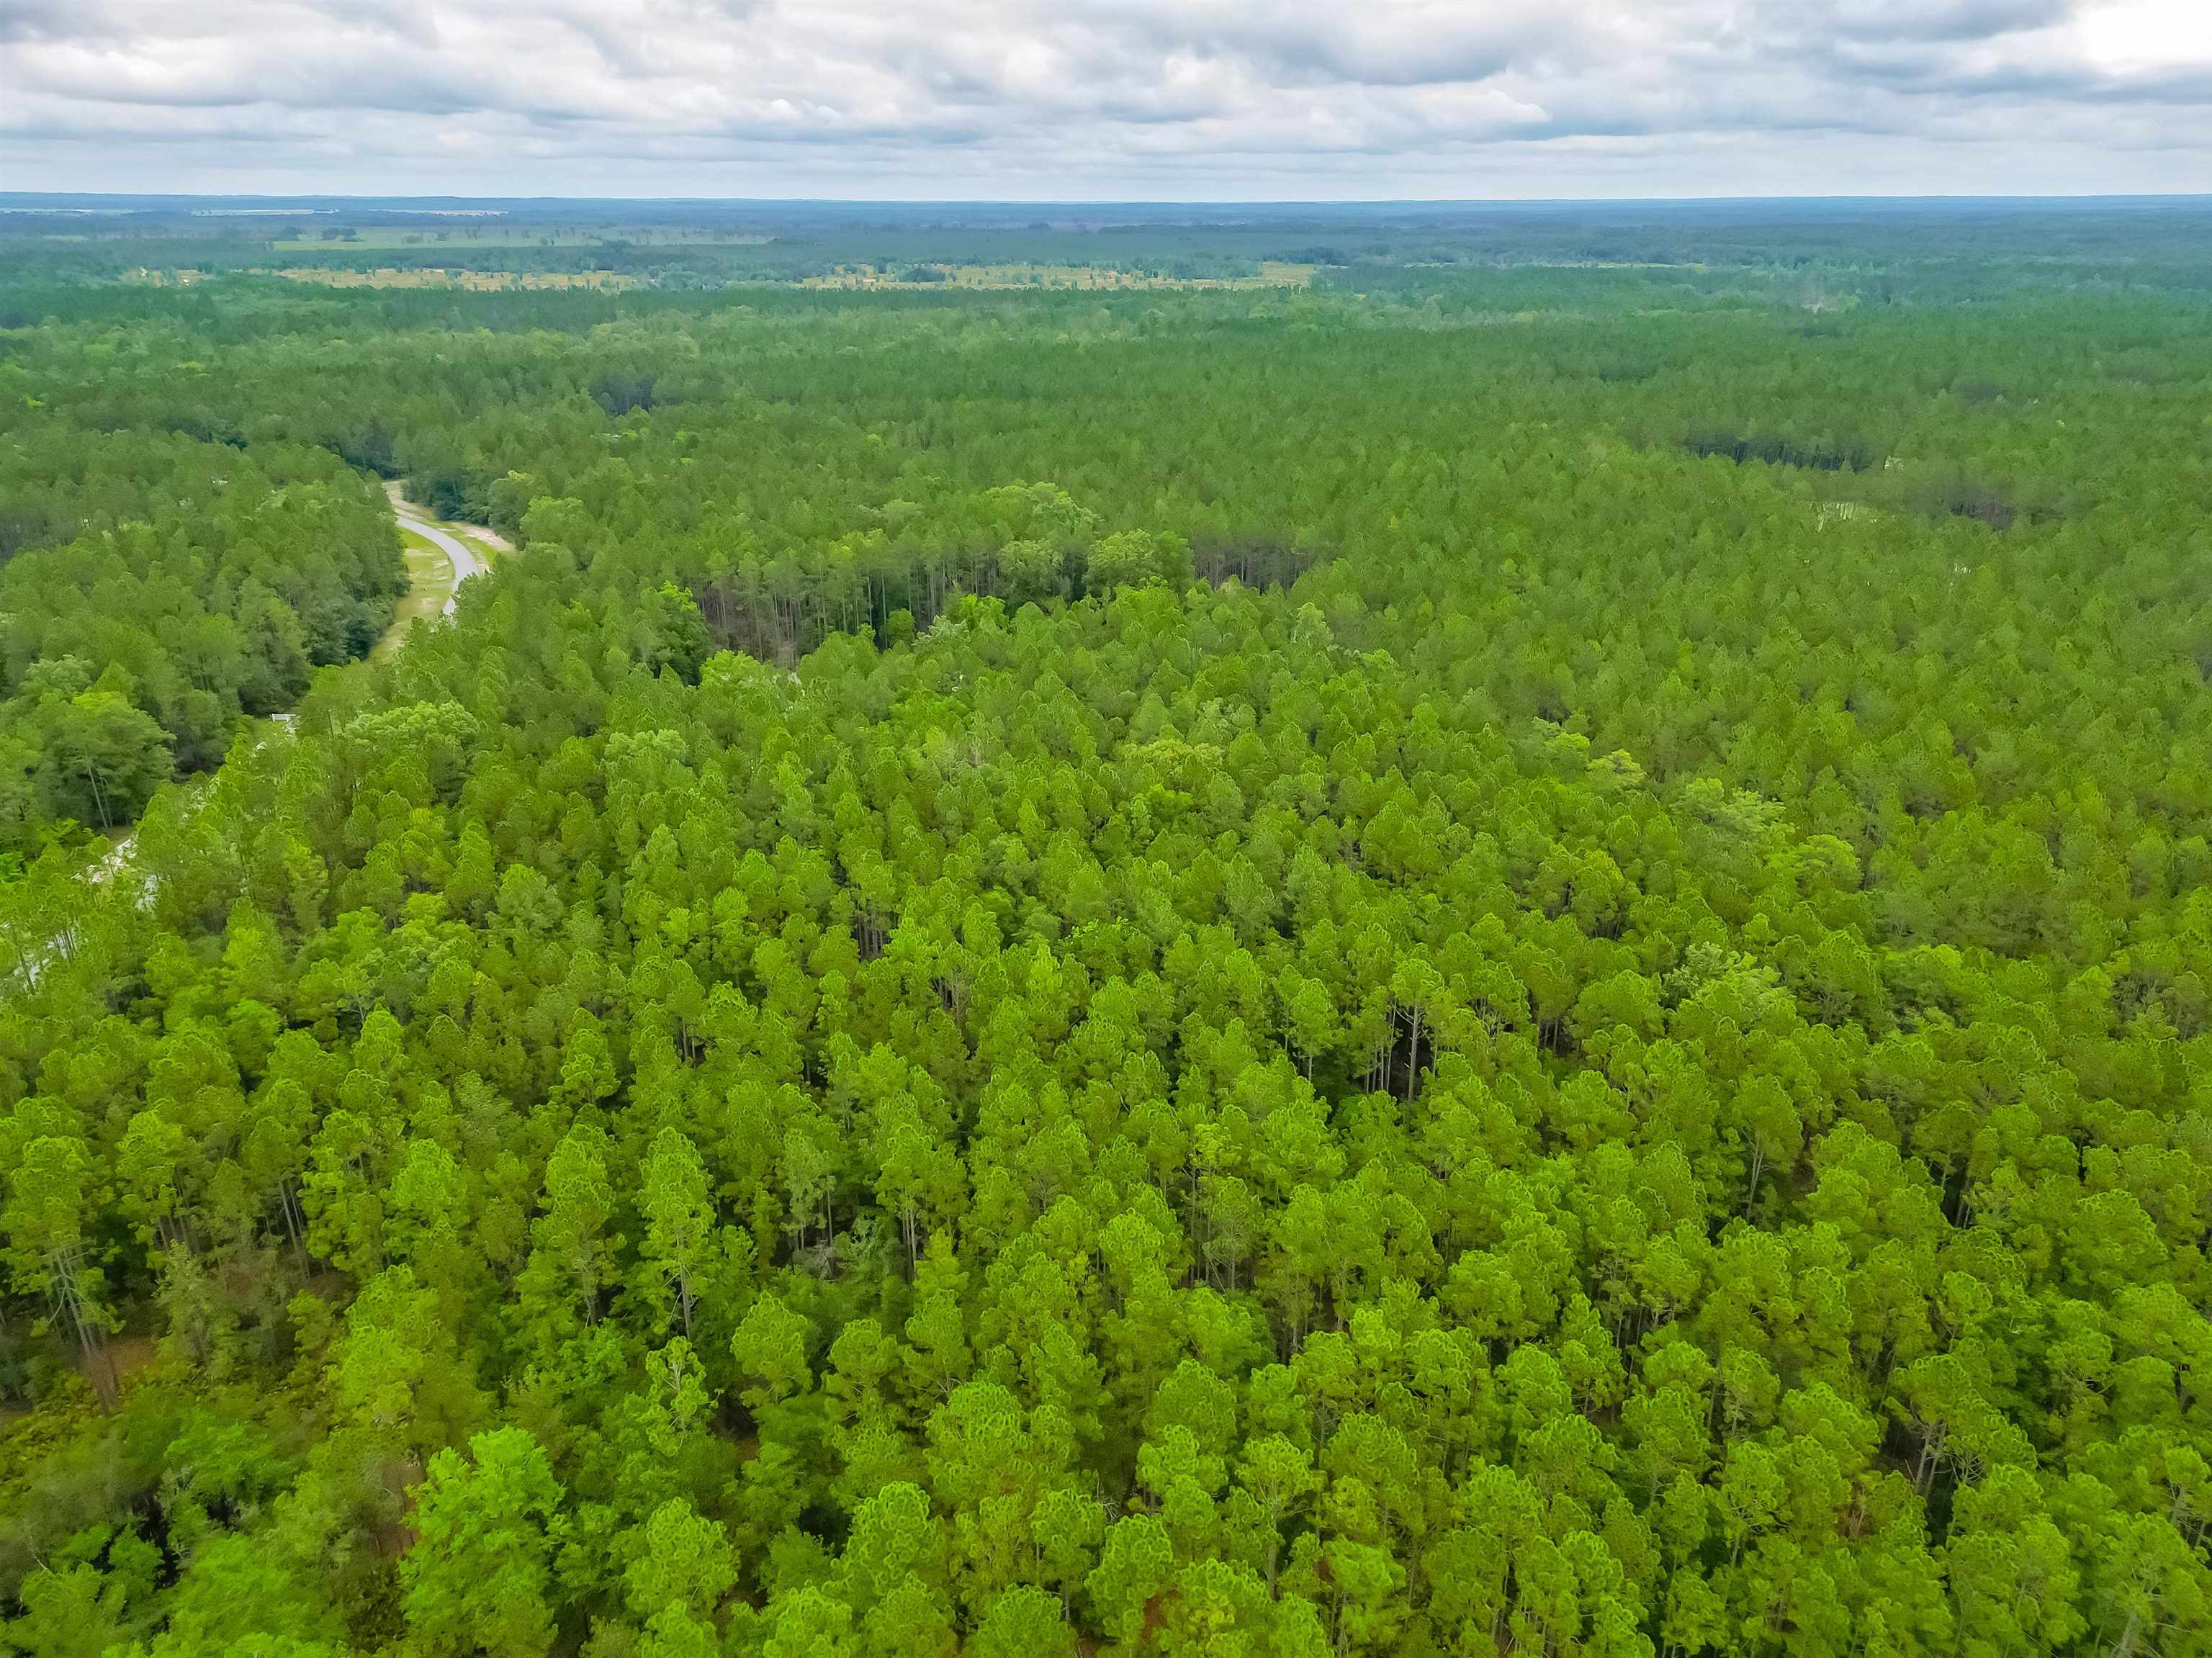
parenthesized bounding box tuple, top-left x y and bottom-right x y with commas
(1, 205, 2211, 1657)
(0, 405, 402, 844)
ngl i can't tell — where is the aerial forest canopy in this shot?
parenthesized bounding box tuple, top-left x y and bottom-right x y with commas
(1, 202, 2211, 1658)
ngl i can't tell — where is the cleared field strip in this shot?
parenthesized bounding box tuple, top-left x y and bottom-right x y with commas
(277, 266, 637, 291)
(270, 229, 772, 251)
(373, 485, 505, 658)
(801, 260, 1316, 291)
(374, 528, 459, 660)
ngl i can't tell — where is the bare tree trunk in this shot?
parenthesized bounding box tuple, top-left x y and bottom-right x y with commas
(50, 1255, 114, 1409)
(280, 1183, 308, 1268)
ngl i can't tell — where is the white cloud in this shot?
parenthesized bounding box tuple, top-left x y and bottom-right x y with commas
(0, 0, 2207, 197)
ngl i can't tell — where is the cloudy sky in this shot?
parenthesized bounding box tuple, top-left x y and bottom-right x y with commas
(4, 0, 2211, 199)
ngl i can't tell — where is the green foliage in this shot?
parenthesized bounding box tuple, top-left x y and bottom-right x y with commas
(6, 211, 2212, 1656)
(402, 1428, 566, 1658)
(0, 380, 405, 843)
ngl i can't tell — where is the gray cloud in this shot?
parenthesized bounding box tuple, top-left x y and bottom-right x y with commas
(1816, 0, 2072, 44)
(0, 0, 2206, 197)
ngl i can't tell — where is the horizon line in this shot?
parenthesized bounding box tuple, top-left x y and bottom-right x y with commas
(6, 190, 2212, 209)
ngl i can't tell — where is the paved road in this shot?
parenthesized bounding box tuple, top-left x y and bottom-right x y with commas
(9, 488, 503, 991)
(386, 485, 491, 613)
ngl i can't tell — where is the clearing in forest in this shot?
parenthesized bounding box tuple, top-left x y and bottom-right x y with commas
(275, 266, 637, 291)
(374, 527, 460, 660)
(799, 259, 1315, 290)
(269, 227, 772, 251)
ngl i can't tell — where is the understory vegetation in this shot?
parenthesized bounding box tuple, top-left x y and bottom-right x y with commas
(2, 207, 2211, 1658)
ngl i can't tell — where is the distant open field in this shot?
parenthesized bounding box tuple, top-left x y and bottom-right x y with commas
(270, 227, 773, 251)
(123, 261, 1303, 295)
(800, 259, 1316, 292)
(276, 266, 637, 291)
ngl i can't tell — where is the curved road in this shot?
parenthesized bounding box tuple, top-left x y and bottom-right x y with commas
(386, 483, 493, 613)
(9, 487, 505, 991)
(404, 513, 487, 609)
